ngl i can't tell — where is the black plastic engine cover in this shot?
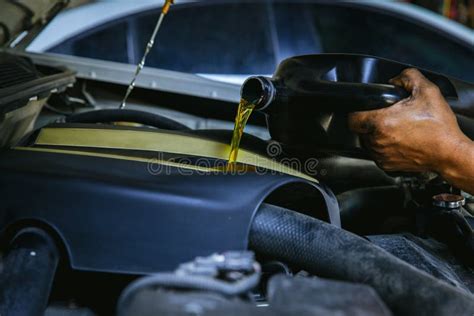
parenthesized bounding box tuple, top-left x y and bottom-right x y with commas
(0, 149, 338, 274)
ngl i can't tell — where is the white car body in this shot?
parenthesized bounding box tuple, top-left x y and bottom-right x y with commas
(27, 0, 473, 84)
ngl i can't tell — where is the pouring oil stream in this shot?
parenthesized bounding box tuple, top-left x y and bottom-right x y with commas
(227, 77, 273, 168)
(115, 0, 257, 170)
(227, 99, 256, 168)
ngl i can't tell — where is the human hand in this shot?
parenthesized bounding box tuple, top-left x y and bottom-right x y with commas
(348, 68, 470, 174)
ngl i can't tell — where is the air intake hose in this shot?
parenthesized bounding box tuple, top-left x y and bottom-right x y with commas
(249, 203, 474, 316)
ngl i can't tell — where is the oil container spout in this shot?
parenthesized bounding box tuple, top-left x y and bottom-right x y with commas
(241, 76, 276, 110)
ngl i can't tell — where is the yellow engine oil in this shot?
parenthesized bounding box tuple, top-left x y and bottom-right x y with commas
(227, 98, 255, 168)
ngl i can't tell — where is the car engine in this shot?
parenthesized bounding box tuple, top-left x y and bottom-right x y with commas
(0, 51, 473, 316)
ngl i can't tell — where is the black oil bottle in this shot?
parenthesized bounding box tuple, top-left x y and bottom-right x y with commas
(240, 54, 471, 153)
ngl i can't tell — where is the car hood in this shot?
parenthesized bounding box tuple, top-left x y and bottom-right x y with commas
(0, 0, 69, 49)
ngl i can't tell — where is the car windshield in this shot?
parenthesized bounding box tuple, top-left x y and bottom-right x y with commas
(27, 0, 474, 83)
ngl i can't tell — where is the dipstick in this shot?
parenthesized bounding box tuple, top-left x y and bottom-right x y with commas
(119, 0, 174, 109)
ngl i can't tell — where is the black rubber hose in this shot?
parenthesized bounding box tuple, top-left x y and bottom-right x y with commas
(0, 228, 59, 316)
(66, 109, 190, 130)
(249, 203, 474, 316)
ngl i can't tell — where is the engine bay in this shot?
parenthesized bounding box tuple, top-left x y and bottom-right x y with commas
(0, 49, 473, 316)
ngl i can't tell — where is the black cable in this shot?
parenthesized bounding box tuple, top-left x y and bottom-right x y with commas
(66, 109, 190, 130)
(44, 104, 73, 116)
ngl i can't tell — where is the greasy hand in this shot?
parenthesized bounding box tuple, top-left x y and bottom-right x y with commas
(348, 68, 469, 174)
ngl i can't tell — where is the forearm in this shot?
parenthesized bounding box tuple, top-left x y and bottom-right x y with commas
(437, 136, 474, 195)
